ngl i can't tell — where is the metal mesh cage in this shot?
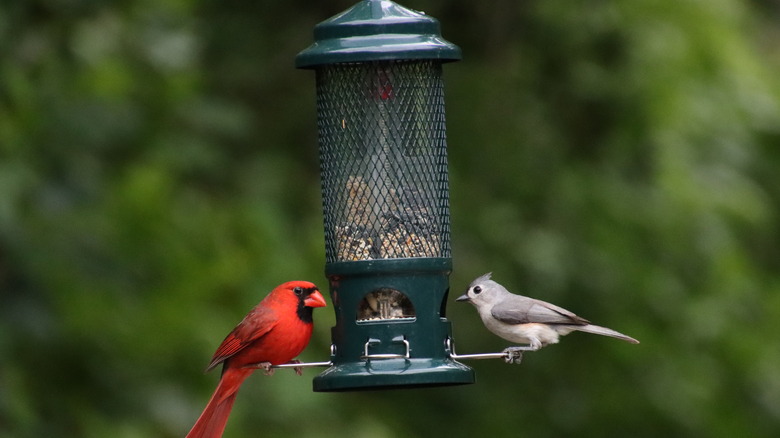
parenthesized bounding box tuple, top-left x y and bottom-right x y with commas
(316, 60, 451, 263)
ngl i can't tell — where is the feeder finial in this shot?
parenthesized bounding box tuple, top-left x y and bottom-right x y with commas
(296, 0, 461, 69)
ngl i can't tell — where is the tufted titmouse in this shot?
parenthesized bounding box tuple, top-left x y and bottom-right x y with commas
(457, 273, 639, 353)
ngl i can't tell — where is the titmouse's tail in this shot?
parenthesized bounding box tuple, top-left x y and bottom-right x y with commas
(577, 324, 639, 344)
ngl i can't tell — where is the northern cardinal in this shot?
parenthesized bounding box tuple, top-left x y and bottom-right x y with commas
(457, 273, 638, 352)
(186, 281, 327, 438)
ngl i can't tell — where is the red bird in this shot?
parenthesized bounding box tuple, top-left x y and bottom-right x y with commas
(186, 281, 327, 438)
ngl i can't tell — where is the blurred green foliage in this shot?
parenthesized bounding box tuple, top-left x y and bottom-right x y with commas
(2, 0, 780, 437)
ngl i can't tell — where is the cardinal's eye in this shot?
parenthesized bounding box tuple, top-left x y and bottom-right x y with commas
(294, 287, 303, 296)
(473, 286, 482, 294)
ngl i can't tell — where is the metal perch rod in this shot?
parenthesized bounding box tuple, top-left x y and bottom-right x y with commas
(446, 338, 534, 365)
(262, 340, 535, 369)
(271, 361, 333, 369)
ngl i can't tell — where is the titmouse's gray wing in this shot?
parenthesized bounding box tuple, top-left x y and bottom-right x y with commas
(491, 295, 590, 325)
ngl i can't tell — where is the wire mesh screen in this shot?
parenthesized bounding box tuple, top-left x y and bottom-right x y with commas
(316, 60, 452, 263)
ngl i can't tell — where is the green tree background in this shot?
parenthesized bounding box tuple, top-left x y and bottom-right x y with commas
(2, 0, 780, 437)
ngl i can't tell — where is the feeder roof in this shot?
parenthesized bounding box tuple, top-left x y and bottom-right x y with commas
(296, 0, 461, 68)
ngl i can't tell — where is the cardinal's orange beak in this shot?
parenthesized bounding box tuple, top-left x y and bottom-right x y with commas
(304, 290, 327, 308)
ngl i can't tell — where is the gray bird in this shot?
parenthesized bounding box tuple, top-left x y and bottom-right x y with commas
(457, 273, 639, 352)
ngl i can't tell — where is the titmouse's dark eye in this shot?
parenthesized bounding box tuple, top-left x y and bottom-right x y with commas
(473, 286, 482, 294)
(294, 286, 303, 296)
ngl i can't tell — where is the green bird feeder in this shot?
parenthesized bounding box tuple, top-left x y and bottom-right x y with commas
(297, 0, 473, 391)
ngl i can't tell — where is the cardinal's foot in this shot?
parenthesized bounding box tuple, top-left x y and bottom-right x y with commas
(288, 359, 304, 376)
(246, 361, 275, 375)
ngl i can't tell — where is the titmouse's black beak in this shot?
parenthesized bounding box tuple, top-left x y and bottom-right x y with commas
(456, 294, 470, 302)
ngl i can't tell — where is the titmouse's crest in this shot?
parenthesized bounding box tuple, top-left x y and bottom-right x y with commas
(457, 273, 497, 305)
(471, 272, 492, 286)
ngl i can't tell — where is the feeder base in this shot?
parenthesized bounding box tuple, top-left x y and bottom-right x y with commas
(312, 358, 474, 392)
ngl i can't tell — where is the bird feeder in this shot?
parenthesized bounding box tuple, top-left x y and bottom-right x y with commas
(297, 0, 474, 391)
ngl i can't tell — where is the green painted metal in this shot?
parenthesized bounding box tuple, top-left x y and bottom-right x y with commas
(297, 0, 471, 391)
(312, 258, 474, 391)
(296, 0, 461, 68)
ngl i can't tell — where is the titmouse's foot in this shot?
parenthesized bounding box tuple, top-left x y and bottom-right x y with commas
(502, 347, 525, 364)
(288, 359, 304, 376)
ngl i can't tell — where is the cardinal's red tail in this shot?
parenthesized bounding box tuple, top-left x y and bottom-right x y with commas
(186, 367, 253, 438)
